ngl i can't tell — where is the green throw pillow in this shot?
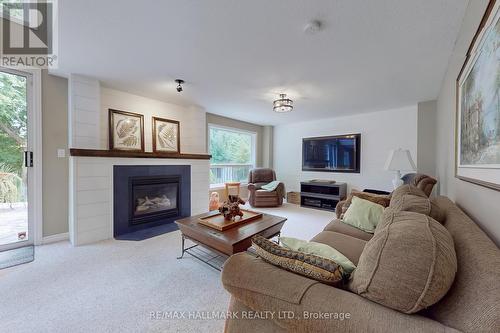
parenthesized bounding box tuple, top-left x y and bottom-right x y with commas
(342, 196, 384, 233)
(280, 237, 356, 274)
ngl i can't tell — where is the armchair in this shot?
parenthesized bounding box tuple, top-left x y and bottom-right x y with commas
(247, 168, 285, 207)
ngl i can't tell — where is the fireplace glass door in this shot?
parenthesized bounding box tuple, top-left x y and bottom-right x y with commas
(130, 176, 180, 225)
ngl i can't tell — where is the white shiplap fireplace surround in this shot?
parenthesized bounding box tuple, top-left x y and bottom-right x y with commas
(68, 74, 209, 246)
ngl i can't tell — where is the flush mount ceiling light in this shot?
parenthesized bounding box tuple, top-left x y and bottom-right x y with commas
(273, 94, 293, 113)
(303, 20, 322, 35)
(175, 79, 184, 92)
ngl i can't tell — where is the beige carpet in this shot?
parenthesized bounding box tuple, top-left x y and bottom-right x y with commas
(0, 203, 333, 333)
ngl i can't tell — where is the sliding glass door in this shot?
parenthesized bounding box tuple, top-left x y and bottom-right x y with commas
(0, 67, 34, 251)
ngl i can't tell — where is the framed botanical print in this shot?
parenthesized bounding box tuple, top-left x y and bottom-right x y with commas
(108, 109, 145, 152)
(152, 117, 180, 153)
(456, 0, 500, 191)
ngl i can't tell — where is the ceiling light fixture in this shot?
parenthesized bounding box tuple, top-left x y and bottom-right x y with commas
(175, 79, 184, 92)
(273, 93, 293, 113)
(304, 20, 322, 35)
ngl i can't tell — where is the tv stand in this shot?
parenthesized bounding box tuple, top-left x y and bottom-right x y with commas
(300, 181, 347, 212)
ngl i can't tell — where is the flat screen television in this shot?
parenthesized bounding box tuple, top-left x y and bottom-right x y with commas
(302, 134, 360, 173)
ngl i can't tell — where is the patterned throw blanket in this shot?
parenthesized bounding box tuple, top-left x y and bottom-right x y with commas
(261, 181, 285, 199)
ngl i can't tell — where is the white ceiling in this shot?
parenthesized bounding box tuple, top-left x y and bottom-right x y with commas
(54, 0, 469, 125)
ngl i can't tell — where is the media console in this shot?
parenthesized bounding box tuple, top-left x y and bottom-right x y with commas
(300, 181, 347, 212)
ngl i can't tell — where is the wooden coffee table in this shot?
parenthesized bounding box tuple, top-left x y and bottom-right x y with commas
(175, 211, 286, 270)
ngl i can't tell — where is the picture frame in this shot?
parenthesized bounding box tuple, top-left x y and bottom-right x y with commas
(108, 109, 145, 152)
(152, 116, 180, 153)
(455, 0, 500, 191)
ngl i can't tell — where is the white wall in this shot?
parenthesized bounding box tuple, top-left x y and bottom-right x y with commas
(273, 105, 418, 193)
(42, 72, 69, 237)
(417, 100, 437, 178)
(68, 74, 101, 149)
(436, 0, 500, 245)
(100, 88, 206, 154)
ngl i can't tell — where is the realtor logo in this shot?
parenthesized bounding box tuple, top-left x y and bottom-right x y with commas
(1, 0, 58, 68)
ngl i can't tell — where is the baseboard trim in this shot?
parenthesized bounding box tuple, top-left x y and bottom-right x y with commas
(42, 232, 69, 245)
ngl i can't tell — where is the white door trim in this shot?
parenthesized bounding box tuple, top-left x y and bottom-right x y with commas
(30, 69, 43, 246)
(0, 67, 43, 247)
(42, 232, 69, 245)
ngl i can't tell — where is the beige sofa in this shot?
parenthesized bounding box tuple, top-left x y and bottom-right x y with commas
(221, 196, 500, 332)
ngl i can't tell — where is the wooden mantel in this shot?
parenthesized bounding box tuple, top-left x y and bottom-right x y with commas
(70, 148, 211, 160)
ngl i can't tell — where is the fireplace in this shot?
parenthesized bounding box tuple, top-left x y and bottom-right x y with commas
(130, 176, 180, 225)
(114, 165, 190, 238)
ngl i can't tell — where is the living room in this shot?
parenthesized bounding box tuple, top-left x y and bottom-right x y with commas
(1, 1, 499, 332)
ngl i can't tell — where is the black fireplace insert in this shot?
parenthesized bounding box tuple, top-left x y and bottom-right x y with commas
(113, 165, 191, 238)
(130, 176, 180, 225)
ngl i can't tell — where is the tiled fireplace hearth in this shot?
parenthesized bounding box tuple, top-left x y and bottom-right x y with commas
(69, 154, 209, 246)
(113, 165, 190, 238)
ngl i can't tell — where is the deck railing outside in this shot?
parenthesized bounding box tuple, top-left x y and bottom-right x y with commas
(210, 163, 253, 186)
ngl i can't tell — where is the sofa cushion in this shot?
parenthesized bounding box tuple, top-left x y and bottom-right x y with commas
(428, 201, 445, 224)
(390, 184, 427, 206)
(252, 235, 344, 286)
(310, 231, 367, 265)
(390, 185, 445, 224)
(280, 237, 356, 274)
(222, 253, 459, 333)
(392, 193, 431, 215)
(349, 210, 457, 314)
(323, 219, 373, 241)
(342, 196, 384, 233)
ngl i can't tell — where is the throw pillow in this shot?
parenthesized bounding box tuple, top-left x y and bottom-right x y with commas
(349, 210, 457, 314)
(280, 237, 356, 274)
(340, 190, 390, 219)
(252, 235, 344, 286)
(342, 196, 385, 233)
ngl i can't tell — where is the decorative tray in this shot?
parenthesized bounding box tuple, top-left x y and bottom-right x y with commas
(198, 209, 263, 231)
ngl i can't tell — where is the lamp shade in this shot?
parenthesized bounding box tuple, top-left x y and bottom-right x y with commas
(384, 149, 416, 171)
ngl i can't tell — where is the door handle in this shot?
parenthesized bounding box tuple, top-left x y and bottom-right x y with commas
(24, 151, 33, 167)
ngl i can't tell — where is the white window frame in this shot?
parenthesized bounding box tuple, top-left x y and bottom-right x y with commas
(0, 0, 44, 29)
(208, 124, 257, 189)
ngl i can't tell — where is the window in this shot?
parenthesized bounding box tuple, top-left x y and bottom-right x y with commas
(0, 0, 29, 24)
(208, 125, 256, 187)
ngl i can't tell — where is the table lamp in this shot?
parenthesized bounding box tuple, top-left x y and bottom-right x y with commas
(384, 148, 416, 189)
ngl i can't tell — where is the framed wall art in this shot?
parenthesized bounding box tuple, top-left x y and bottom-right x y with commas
(108, 109, 145, 152)
(456, 0, 500, 191)
(152, 116, 180, 153)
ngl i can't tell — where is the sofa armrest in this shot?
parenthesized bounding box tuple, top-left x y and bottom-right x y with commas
(276, 182, 285, 199)
(335, 200, 347, 219)
(247, 183, 263, 192)
(222, 253, 318, 304)
(222, 253, 456, 333)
